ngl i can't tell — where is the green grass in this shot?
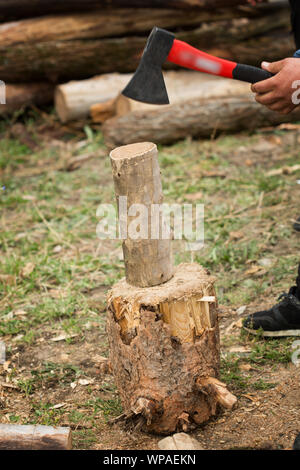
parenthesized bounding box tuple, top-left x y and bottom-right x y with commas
(1, 116, 300, 447)
(85, 396, 123, 422)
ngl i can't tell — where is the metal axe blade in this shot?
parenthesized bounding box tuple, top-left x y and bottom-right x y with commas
(122, 27, 174, 105)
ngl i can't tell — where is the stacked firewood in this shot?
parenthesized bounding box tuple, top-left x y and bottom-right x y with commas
(0, 0, 295, 137)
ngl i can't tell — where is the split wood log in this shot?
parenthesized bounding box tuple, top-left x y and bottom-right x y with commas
(0, 83, 54, 116)
(103, 89, 300, 147)
(0, 1, 278, 20)
(55, 74, 132, 123)
(0, 4, 292, 83)
(0, 424, 72, 450)
(110, 142, 173, 287)
(107, 263, 236, 434)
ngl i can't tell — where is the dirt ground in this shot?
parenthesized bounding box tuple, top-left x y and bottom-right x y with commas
(1, 114, 300, 449)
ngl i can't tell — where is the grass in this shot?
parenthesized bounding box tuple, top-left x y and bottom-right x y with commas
(1, 115, 300, 447)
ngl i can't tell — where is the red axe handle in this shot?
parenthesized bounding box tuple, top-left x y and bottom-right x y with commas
(168, 39, 273, 84)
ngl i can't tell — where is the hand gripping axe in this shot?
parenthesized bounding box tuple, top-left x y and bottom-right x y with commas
(122, 26, 273, 105)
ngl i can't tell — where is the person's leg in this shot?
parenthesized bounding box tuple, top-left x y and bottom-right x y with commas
(294, 433, 300, 450)
(243, 265, 300, 337)
(287, 2, 300, 231)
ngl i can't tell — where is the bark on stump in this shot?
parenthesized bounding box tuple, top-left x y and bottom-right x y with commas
(107, 142, 236, 434)
(107, 263, 236, 434)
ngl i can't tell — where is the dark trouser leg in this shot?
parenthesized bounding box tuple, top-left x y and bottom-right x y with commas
(289, 0, 300, 49)
(295, 263, 300, 299)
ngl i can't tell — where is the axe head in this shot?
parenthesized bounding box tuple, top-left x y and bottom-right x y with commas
(122, 27, 175, 105)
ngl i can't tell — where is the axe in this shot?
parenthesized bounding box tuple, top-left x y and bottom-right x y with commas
(122, 27, 273, 105)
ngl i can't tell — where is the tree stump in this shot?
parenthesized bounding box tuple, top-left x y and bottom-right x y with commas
(107, 142, 236, 435)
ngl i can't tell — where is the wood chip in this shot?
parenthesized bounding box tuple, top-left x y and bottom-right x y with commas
(0, 382, 19, 390)
(267, 164, 300, 177)
(50, 333, 79, 342)
(78, 379, 94, 386)
(0, 274, 16, 286)
(158, 433, 203, 450)
(49, 403, 66, 410)
(20, 262, 35, 277)
(229, 230, 244, 241)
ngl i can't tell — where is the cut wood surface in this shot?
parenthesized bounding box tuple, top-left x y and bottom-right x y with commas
(110, 142, 173, 288)
(0, 3, 292, 82)
(103, 86, 300, 147)
(0, 424, 72, 450)
(107, 263, 236, 434)
(55, 74, 132, 123)
(1, 82, 54, 116)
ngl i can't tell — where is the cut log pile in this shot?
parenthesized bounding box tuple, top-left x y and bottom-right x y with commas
(101, 73, 300, 146)
(0, 0, 295, 125)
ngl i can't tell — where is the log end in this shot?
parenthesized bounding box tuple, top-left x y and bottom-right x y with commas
(110, 141, 156, 162)
(54, 87, 68, 123)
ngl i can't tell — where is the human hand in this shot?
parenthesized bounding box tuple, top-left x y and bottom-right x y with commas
(251, 58, 300, 115)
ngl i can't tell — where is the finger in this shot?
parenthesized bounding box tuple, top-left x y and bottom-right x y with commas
(252, 77, 276, 94)
(268, 101, 288, 112)
(262, 59, 285, 75)
(254, 91, 278, 105)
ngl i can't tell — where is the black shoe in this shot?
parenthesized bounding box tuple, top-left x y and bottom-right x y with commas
(294, 217, 300, 232)
(243, 286, 300, 337)
(294, 433, 300, 450)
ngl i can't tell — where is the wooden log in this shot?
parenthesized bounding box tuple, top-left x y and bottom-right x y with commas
(0, 0, 276, 21)
(55, 74, 132, 123)
(0, 9, 250, 45)
(91, 71, 250, 123)
(110, 142, 173, 287)
(0, 4, 292, 83)
(102, 85, 300, 147)
(1, 82, 54, 116)
(107, 263, 236, 434)
(0, 424, 72, 450)
(102, 71, 250, 118)
(90, 98, 117, 124)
